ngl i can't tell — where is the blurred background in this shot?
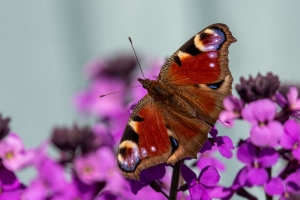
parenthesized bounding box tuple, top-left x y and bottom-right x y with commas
(1, 1, 300, 199)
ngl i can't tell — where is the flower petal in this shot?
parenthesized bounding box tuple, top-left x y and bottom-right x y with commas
(265, 178, 284, 195)
(284, 119, 300, 141)
(197, 156, 226, 172)
(287, 87, 299, 105)
(252, 99, 276, 122)
(217, 136, 234, 159)
(267, 121, 284, 146)
(209, 186, 233, 199)
(219, 111, 235, 126)
(237, 142, 255, 164)
(199, 140, 212, 153)
(223, 96, 243, 111)
(257, 147, 278, 167)
(199, 166, 220, 187)
(241, 103, 257, 124)
(0, 133, 24, 158)
(275, 92, 287, 108)
(181, 164, 197, 185)
(0, 168, 22, 191)
(292, 147, 300, 160)
(140, 163, 166, 183)
(250, 125, 272, 147)
(188, 180, 204, 200)
(285, 170, 300, 192)
(209, 127, 218, 139)
(234, 167, 248, 188)
(247, 168, 268, 186)
(280, 131, 296, 149)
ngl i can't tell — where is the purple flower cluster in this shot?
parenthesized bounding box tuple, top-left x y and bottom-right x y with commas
(2, 54, 300, 200)
(210, 73, 300, 199)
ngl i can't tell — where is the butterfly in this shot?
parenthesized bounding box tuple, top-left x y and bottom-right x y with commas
(117, 23, 236, 180)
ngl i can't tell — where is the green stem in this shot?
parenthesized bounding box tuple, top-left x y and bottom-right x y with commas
(168, 160, 183, 200)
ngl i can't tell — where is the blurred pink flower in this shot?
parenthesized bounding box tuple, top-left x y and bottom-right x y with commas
(0, 133, 34, 171)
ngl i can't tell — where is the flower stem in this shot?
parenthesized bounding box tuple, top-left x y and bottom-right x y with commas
(265, 167, 273, 200)
(149, 181, 169, 199)
(236, 188, 258, 200)
(168, 160, 183, 200)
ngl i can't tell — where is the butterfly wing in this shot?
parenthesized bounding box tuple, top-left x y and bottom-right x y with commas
(158, 23, 236, 163)
(158, 23, 236, 85)
(117, 95, 213, 180)
(117, 95, 173, 180)
(117, 23, 235, 180)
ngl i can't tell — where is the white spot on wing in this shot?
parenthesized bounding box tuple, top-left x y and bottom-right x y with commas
(140, 148, 148, 158)
(208, 52, 217, 58)
(151, 146, 156, 152)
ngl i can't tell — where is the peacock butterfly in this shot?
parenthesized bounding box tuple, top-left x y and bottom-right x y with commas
(117, 23, 236, 180)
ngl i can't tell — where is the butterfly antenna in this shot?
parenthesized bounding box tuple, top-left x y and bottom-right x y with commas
(128, 37, 145, 79)
(99, 85, 141, 98)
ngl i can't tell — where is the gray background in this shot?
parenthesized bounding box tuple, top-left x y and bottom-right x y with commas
(1, 1, 299, 199)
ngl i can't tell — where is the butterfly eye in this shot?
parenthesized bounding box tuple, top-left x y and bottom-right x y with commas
(207, 80, 224, 90)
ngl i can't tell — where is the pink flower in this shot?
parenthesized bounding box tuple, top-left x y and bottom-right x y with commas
(276, 86, 300, 119)
(197, 145, 226, 172)
(73, 79, 126, 119)
(0, 133, 34, 171)
(237, 142, 278, 186)
(265, 171, 300, 199)
(219, 96, 244, 126)
(287, 87, 300, 111)
(242, 99, 283, 147)
(280, 119, 300, 160)
(24, 154, 68, 200)
(200, 127, 234, 159)
(181, 164, 220, 200)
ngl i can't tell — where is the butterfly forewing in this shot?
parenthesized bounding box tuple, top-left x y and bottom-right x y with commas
(117, 23, 236, 180)
(158, 23, 236, 85)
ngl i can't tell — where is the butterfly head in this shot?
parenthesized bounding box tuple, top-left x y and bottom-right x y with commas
(137, 78, 151, 89)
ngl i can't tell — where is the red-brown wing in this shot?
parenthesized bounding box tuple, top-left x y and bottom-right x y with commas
(155, 23, 235, 163)
(166, 73, 233, 126)
(117, 95, 212, 180)
(158, 23, 236, 85)
(117, 95, 172, 180)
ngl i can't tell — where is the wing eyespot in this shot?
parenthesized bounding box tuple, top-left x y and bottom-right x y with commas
(118, 140, 141, 172)
(169, 136, 178, 153)
(207, 80, 224, 90)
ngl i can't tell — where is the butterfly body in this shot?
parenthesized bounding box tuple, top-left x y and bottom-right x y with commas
(138, 78, 195, 118)
(117, 24, 236, 180)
